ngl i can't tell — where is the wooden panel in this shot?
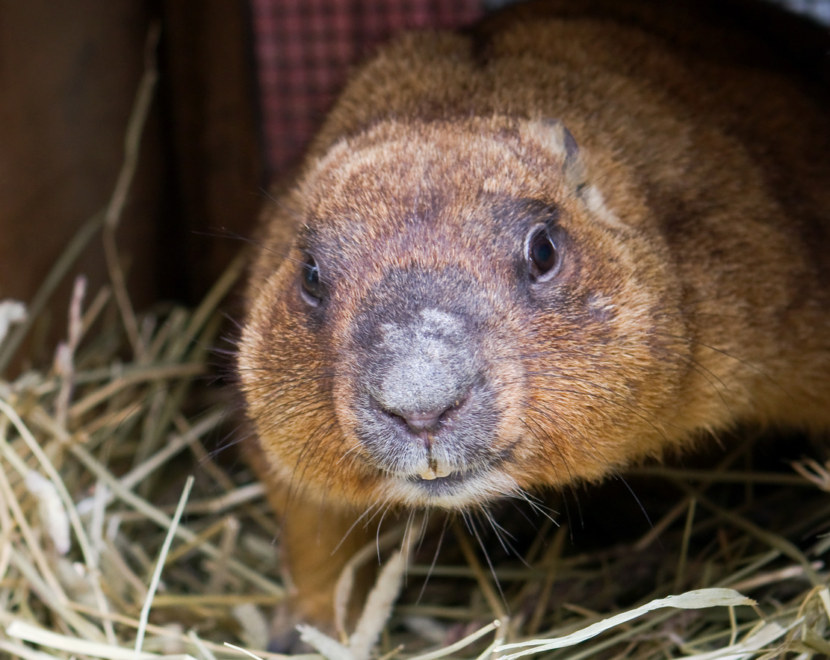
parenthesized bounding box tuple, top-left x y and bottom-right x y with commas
(0, 0, 163, 323)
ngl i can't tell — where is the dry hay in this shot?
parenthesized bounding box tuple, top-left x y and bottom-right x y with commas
(0, 28, 828, 660)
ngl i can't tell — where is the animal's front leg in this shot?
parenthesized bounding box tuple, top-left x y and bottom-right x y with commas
(278, 495, 372, 629)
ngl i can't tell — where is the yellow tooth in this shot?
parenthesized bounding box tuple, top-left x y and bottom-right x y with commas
(433, 464, 452, 478)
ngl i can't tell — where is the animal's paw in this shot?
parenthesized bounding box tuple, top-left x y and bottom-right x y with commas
(266, 601, 321, 654)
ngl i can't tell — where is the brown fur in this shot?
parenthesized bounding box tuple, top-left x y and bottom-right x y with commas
(237, 0, 830, 633)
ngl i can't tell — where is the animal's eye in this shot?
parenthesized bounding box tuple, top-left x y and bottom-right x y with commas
(525, 224, 562, 282)
(300, 253, 324, 306)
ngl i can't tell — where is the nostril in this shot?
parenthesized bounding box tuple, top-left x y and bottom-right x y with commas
(399, 408, 444, 433)
(380, 397, 466, 436)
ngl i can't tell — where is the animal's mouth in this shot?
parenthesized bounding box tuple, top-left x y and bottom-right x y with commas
(405, 467, 487, 498)
(366, 438, 519, 506)
(386, 446, 516, 500)
(411, 469, 471, 487)
(381, 459, 519, 508)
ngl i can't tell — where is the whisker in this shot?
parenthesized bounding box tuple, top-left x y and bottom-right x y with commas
(461, 511, 508, 609)
(331, 500, 384, 555)
(415, 512, 449, 605)
(481, 506, 528, 566)
(509, 489, 560, 527)
(612, 471, 655, 531)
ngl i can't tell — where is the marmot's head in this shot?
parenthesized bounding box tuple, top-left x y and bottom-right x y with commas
(239, 116, 688, 511)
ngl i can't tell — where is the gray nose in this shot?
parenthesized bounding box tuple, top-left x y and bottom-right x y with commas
(371, 308, 477, 438)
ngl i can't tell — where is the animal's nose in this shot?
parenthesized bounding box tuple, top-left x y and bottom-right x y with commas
(368, 306, 478, 437)
(379, 396, 467, 436)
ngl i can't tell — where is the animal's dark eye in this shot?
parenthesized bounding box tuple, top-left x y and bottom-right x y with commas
(525, 224, 562, 282)
(300, 253, 324, 306)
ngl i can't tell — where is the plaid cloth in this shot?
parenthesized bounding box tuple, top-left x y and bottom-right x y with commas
(250, 0, 829, 176)
(250, 0, 483, 176)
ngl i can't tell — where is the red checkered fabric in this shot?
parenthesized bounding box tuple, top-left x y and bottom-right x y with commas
(250, 0, 483, 176)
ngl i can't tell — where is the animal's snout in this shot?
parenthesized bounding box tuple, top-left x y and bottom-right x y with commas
(349, 270, 503, 483)
(369, 306, 478, 436)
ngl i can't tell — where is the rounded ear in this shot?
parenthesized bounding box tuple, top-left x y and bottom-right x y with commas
(520, 118, 585, 190)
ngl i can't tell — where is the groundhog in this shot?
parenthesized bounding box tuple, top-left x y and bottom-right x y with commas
(237, 0, 830, 637)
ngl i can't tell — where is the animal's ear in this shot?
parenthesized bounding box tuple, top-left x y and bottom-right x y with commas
(521, 118, 585, 190)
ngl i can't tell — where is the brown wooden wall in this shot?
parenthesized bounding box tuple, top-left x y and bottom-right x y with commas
(0, 0, 263, 344)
